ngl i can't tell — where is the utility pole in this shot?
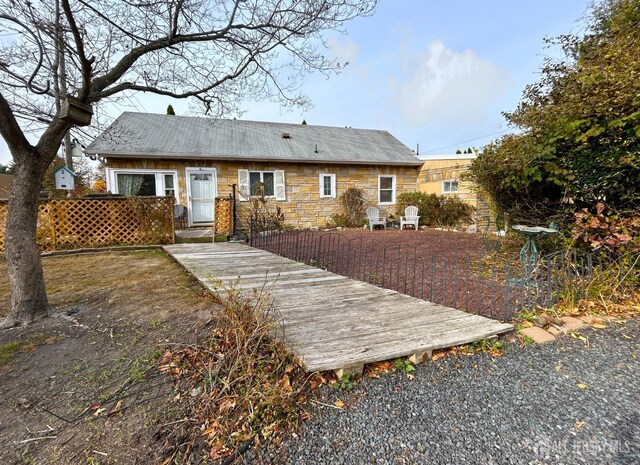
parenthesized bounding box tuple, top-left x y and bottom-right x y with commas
(54, 0, 73, 173)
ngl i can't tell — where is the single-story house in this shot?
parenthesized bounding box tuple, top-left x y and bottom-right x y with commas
(85, 112, 423, 228)
(418, 153, 490, 219)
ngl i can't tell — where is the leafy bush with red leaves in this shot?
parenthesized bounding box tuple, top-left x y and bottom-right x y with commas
(572, 202, 639, 252)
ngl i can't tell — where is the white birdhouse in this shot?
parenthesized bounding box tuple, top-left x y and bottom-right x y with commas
(53, 166, 76, 190)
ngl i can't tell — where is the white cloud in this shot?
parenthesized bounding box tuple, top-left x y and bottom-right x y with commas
(389, 40, 509, 127)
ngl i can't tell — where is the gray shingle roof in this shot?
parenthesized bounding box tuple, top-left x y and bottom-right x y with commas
(86, 112, 422, 166)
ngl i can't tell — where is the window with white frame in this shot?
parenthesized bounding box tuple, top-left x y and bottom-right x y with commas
(109, 170, 178, 199)
(319, 173, 336, 198)
(163, 174, 176, 197)
(249, 171, 275, 196)
(238, 169, 285, 201)
(442, 180, 459, 193)
(378, 175, 396, 204)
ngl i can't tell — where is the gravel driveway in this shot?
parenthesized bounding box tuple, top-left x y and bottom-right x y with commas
(247, 319, 639, 464)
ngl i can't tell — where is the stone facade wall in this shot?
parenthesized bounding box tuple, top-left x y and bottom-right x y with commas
(105, 158, 419, 228)
(418, 158, 478, 205)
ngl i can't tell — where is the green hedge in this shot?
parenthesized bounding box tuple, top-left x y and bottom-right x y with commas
(397, 192, 474, 228)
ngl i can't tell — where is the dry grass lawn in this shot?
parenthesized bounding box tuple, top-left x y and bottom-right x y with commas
(0, 250, 215, 464)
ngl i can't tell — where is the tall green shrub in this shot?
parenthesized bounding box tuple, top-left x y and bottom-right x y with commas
(396, 192, 440, 226)
(397, 192, 474, 228)
(438, 196, 474, 228)
(468, 0, 640, 228)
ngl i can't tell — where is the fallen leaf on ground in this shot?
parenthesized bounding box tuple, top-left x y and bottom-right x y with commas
(591, 323, 607, 329)
(108, 400, 123, 416)
(577, 383, 588, 389)
(334, 400, 344, 409)
(575, 420, 587, 431)
(406, 373, 415, 380)
(282, 374, 292, 392)
(570, 332, 587, 342)
(369, 361, 394, 373)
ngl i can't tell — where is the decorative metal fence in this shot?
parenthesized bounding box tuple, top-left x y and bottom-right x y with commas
(250, 229, 638, 321)
(0, 196, 175, 252)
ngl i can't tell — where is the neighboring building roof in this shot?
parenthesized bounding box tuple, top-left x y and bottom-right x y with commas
(418, 153, 477, 161)
(0, 173, 12, 200)
(86, 112, 423, 166)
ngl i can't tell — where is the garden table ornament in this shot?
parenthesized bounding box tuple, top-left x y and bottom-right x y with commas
(512, 224, 559, 277)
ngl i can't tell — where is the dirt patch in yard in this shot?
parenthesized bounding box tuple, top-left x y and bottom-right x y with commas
(0, 251, 215, 464)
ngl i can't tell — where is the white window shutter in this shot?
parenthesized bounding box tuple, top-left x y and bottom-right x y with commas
(274, 170, 286, 201)
(238, 169, 250, 201)
(318, 174, 325, 198)
(330, 174, 337, 198)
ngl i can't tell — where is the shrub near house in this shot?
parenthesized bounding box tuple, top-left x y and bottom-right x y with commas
(397, 192, 474, 228)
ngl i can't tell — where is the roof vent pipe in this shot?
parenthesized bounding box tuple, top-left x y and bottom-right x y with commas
(281, 132, 290, 139)
(314, 144, 318, 153)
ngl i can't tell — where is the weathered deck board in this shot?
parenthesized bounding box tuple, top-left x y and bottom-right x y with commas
(164, 243, 513, 372)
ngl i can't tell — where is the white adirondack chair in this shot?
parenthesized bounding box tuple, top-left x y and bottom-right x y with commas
(366, 206, 386, 231)
(400, 206, 420, 230)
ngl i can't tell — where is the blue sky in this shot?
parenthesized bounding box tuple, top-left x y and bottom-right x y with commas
(0, 0, 592, 164)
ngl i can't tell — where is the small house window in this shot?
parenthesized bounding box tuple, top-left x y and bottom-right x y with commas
(378, 175, 396, 204)
(164, 174, 175, 197)
(238, 169, 285, 201)
(319, 173, 336, 198)
(249, 171, 275, 196)
(442, 180, 459, 193)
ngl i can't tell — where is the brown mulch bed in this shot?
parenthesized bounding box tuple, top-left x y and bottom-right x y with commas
(334, 229, 488, 255)
(254, 228, 521, 320)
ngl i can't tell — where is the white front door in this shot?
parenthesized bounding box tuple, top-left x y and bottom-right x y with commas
(187, 169, 216, 225)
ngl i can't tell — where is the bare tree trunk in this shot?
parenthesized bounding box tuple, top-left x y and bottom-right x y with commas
(1, 150, 50, 328)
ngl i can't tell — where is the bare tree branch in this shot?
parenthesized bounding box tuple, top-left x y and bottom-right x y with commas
(60, 0, 92, 98)
(0, 90, 31, 156)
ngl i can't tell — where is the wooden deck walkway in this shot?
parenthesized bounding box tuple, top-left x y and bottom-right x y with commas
(164, 243, 513, 373)
(175, 227, 213, 239)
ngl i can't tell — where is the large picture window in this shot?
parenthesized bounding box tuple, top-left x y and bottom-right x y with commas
(378, 175, 396, 205)
(109, 170, 178, 199)
(117, 173, 156, 196)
